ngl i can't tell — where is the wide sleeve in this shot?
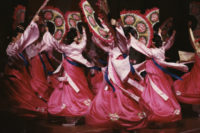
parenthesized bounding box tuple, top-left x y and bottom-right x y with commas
(115, 25, 128, 54)
(16, 21, 39, 51)
(129, 35, 153, 57)
(159, 60, 188, 72)
(42, 31, 68, 53)
(76, 28, 87, 50)
(6, 21, 39, 56)
(162, 30, 176, 51)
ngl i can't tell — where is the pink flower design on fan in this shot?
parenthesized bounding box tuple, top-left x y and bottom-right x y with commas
(55, 17, 63, 27)
(54, 29, 63, 40)
(124, 15, 135, 25)
(151, 12, 159, 22)
(137, 22, 146, 33)
(69, 18, 76, 28)
(44, 11, 53, 20)
(84, 5, 93, 14)
(72, 14, 80, 21)
(88, 15, 96, 27)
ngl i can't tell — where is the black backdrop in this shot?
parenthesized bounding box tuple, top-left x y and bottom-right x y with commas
(0, 0, 197, 72)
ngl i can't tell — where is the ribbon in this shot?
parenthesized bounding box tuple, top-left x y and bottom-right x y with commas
(19, 53, 29, 67)
(104, 67, 116, 92)
(44, 52, 55, 69)
(122, 53, 135, 75)
(88, 66, 101, 71)
(98, 59, 107, 65)
(38, 53, 53, 76)
(152, 58, 182, 80)
(63, 53, 82, 67)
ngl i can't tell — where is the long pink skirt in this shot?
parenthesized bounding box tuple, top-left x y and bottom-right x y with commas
(141, 60, 181, 122)
(4, 63, 47, 116)
(87, 70, 103, 95)
(48, 57, 94, 116)
(29, 54, 54, 101)
(86, 66, 147, 130)
(173, 54, 200, 104)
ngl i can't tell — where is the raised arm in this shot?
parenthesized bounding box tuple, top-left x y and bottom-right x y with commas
(189, 27, 199, 52)
(162, 30, 176, 51)
(6, 18, 39, 56)
(129, 34, 153, 57)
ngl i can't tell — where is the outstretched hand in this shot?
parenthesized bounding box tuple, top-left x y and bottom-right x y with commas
(33, 15, 40, 22)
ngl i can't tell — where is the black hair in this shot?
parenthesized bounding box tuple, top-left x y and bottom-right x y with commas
(187, 15, 198, 30)
(77, 22, 85, 35)
(46, 21, 55, 35)
(122, 26, 145, 64)
(65, 28, 77, 44)
(123, 26, 138, 39)
(11, 23, 25, 37)
(153, 22, 161, 34)
(153, 33, 162, 48)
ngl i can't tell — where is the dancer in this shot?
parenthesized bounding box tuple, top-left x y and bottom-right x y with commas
(4, 15, 47, 116)
(128, 26, 188, 122)
(28, 19, 58, 102)
(173, 17, 200, 105)
(85, 18, 147, 130)
(47, 25, 94, 125)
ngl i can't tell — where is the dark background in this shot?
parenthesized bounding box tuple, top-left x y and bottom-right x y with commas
(0, 0, 198, 72)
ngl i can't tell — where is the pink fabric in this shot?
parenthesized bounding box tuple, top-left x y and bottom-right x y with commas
(48, 57, 94, 116)
(173, 54, 200, 104)
(129, 35, 183, 122)
(4, 62, 47, 116)
(88, 70, 103, 95)
(141, 60, 181, 122)
(6, 21, 39, 56)
(29, 54, 54, 101)
(86, 54, 147, 130)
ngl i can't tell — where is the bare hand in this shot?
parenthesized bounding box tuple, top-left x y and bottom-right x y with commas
(33, 15, 40, 22)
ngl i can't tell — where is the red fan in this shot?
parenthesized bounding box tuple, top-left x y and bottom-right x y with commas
(80, 0, 113, 44)
(13, 5, 26, 29)
(65, 11, 82, 31)
(145, 7, 159, 28)
(41, 6, 66, 42)
(120, 10, 153, 47)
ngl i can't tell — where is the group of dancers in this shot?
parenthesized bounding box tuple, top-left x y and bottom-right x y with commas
(2, 0, 200, 131)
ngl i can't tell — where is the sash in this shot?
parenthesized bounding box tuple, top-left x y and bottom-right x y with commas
(152, 58, 182, 80)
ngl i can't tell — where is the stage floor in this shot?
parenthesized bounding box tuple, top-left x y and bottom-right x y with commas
(0, 111, 200, 133)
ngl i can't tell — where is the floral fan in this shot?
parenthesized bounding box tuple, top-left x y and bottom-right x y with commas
(120, 10, 153, 47)
(65, 11, 82, 31)
(41, 6, 66, 42)
(13, 5, 26, 29)
(80, 0, 113, 44)
(145, 7, 159, 28)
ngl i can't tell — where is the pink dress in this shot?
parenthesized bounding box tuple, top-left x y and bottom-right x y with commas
(5, 21, 47, 116)
(173, 28, 200, 104)
(47, 30, 94, 116)
(129, 33, 188, 122)
(173, 54, 200, 104)
(28, 31, 59, 101)
(86, 47, 147, 130)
